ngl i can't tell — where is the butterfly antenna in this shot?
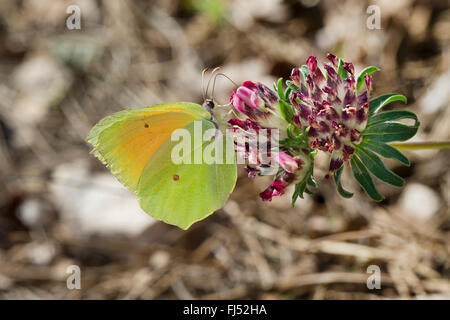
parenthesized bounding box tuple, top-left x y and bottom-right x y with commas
(211, 72, 239, 102)
(205, 67, 221, 100)
(201, 68, 209, 101)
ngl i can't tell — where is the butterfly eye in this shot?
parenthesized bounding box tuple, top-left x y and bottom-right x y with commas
(206, 100, 215, 109)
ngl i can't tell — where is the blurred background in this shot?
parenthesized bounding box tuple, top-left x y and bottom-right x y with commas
(0, 0, 449, 299)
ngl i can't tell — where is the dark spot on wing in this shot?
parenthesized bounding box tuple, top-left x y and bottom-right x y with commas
(144, 123, 149, 128)
(173, 174, 180, 181)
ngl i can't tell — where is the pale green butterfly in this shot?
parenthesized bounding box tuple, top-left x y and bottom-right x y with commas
(86, 70, 237, 230)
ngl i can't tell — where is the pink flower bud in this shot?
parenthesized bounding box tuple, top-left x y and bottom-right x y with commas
(236, 86, 263, 110)
(276, 152, 299, 173)
(259, 187, 274, 201)
(326, 53, 338, 66)
(329, 154, 344, 173)
(342, 62, 355, 75)
(270, 180, 288, 196)
(306, 56, 318, 72)
(291, 68, 301, 86)
(230, 81, 288, 133)
(230, 91, 246, 114)
(364, 74, 373, 92)
(228, 118, 247, 130)
(245, 166, 259, 178)
(231, 81, 275, 114)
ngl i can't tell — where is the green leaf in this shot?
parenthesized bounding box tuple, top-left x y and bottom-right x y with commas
(361, 140, 410, 166)
(286, 124, 295, 140)
(356, 66, 379, 92)
(350, 156, 384, 201)
(275, 78, 285, 100)
(338, 59, 349, 80)
(300, 65, 309, 80)
(350, 159, 384, 201)
(284, 87, 292, 101)
(286, 80, 299, 92)
(334, 166, 354, 198)
(307, 175, 318, 188)
(367, 110, 418, 127)
(279, 100, 294, 124)
(363, 121, 419, 142)
(369, 94, 407, 115)
(291, 178, 308, 206)
(355, 147, 404, 187)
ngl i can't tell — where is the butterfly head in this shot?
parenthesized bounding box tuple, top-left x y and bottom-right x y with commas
(203, 98, 215, 113)
(201, 67, 237, 129)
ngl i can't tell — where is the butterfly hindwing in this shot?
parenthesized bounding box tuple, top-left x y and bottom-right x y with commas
(137, 119, 237, 229)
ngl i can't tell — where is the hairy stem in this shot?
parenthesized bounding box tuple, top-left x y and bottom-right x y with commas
(389, 141, 450, 150)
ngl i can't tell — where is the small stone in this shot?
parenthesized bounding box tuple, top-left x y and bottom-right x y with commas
(398, 183, 441, 220)
(17, 198, 44, 229)
(0, 274, 13, 290)
(50, 161, 156, 237)
(24, 241, 56, 265)
(418, 70, 450, 115)
(149, 250, 170, 269)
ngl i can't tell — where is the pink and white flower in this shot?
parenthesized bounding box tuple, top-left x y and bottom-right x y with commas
(289, 54, 372, 176)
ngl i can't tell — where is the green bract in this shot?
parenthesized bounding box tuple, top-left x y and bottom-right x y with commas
(352, 94, 419, 200)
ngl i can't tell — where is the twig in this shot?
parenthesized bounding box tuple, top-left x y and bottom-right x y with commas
(390, 141, 450, 150)
(276, 272, 394, 291)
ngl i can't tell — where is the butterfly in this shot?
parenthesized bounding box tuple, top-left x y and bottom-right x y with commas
(86, 69, 237, 230)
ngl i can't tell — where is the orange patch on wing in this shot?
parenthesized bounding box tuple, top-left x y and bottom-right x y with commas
(96, 111, 199, 192)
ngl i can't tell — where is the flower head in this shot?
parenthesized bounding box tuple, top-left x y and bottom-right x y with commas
(289, 54, 371, 176)
(225, 53, 418, 204)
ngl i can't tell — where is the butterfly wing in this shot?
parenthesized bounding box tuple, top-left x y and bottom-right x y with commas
(137, 119, 236, 229)
(87, 102, 210, 192)
(87, 102, 237, 229)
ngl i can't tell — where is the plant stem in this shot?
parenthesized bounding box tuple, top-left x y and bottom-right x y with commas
(389, 141, 450, 150)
